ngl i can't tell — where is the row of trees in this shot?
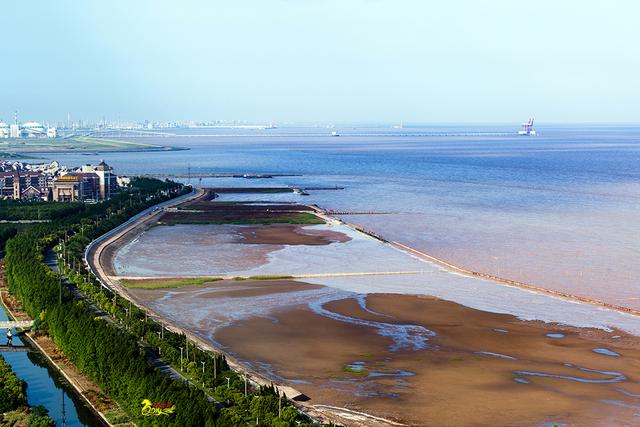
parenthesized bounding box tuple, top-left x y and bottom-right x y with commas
(0, 354, 27, 412)
(4, 180, 220, 425)
(0, 199, 85, 221)
(0, 354, 55, 426)
(4, 179, 331, 426)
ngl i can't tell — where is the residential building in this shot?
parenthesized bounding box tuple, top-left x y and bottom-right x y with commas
(0, 171, 52, 201)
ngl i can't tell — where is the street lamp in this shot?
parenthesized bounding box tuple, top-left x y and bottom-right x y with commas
(179, 347, 183, 371)
(201, 361, 206, 387)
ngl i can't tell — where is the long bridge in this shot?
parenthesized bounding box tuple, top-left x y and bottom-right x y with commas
(64, 129, 176, 138)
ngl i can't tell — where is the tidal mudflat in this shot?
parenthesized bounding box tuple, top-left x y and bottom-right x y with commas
(110, 194, 640, 426)
(128, 280, 640, 426)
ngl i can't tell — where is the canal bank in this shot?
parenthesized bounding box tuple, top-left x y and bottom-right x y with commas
(0, 295, 106, 427)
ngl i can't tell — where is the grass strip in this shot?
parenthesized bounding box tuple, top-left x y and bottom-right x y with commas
(120, 277, 223, 289)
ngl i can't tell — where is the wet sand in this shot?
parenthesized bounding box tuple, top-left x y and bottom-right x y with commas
(239, 224, 351, 245)
(131, 280, 640, 426)
(112, 223, 352, 277)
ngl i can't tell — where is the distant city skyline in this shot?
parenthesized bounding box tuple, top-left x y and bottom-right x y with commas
(2, 0, 639, 123)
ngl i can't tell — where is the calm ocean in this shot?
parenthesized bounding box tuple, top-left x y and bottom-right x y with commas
(41, 124, 640, 310)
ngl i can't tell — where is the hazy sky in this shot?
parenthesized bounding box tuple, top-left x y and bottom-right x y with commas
(2, 1, 639, 123)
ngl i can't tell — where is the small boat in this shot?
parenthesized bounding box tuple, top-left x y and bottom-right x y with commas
(331, 131, 340, 137)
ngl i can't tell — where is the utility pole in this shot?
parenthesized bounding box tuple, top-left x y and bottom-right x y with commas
(213, 355, 217, 380)
(201, 361, 205, 387)
(179, 347, 183, 371)
(244, 372, 247, 397)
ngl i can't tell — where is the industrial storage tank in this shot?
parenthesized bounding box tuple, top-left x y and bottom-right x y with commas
(21, 121, 47, 137)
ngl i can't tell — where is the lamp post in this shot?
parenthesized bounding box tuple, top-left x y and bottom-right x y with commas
(201, 361, 205, 387)
(179, 347, 183, 372)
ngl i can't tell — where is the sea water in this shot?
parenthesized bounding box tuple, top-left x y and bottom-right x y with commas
(41, 124, 640, 310)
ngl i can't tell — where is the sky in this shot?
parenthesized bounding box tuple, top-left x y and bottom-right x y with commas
(1, 0, 639, 124)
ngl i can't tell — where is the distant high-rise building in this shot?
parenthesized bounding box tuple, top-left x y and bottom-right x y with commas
(9, 124, 20, 138)
(0, 122, 9, 138)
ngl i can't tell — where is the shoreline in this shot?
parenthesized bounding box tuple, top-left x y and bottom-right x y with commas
(310, 208, 640, 320)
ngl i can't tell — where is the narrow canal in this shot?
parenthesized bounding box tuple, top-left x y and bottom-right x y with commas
(0, 306, 104, 426)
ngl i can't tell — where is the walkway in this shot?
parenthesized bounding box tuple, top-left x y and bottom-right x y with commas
(0, 320, 33, 329)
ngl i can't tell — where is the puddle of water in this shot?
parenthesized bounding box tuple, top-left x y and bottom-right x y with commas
(494, 329, 510, 333)
(476, 351, 517, 360)
(287, 378, 312, 385)
(592, 348, 621, 357)
(514, 377, 531, 384)
(546, 333, 565, 339)
(368, 369, 415, 378)
(514, 365, 626, 384)
(345, 363, 367, 372)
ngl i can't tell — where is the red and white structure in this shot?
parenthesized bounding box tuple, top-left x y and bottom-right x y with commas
(518, 118, 537, 136)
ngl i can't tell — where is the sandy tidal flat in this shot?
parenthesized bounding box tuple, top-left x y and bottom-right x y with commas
(130, 279, 640, 427)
